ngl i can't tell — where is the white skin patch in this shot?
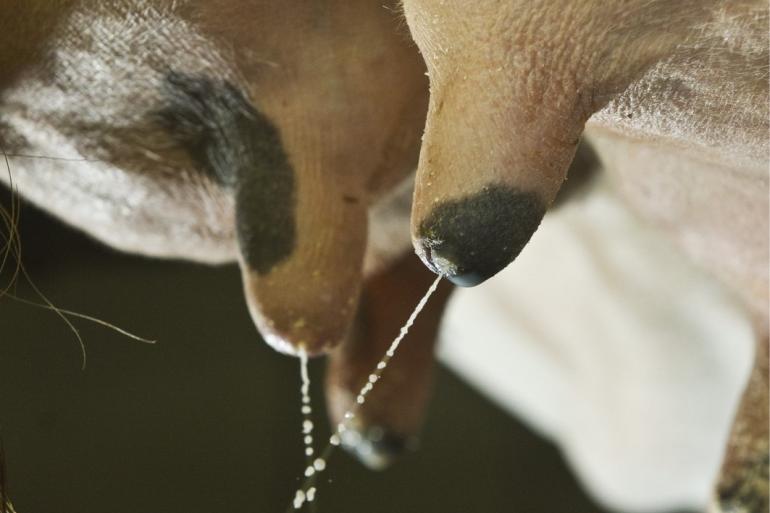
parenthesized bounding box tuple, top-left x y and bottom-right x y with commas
(0, 1, 239, 263)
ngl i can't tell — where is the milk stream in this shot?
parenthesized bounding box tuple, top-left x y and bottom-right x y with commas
(299, 349, 314, 460)
(290, 275, 443, 511)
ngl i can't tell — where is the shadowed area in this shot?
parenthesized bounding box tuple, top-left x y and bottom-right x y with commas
(0, 186, 691, 513)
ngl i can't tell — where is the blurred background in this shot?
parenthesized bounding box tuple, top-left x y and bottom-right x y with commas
(0, 184, 621, 513)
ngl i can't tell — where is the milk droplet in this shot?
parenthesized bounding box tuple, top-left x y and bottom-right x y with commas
(293, 490, 306, 509)
(288, 278, 442, 511)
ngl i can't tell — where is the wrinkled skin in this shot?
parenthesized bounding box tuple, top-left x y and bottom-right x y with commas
(0, 0, 767, 511)
(402, 1, 767, 510)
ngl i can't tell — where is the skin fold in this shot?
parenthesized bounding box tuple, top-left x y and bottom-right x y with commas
(0, 0, 767, 510)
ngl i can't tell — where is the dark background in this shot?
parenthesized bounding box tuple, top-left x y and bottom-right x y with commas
(0, 185, 645, 513)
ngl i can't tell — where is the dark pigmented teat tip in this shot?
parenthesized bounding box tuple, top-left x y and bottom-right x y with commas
(341, 423, 417, 470)
(416, 184, 546, 287)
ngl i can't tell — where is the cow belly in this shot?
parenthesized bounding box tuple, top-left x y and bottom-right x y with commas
(586, 129, 769, 321)
(0, 116, 238, 263)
